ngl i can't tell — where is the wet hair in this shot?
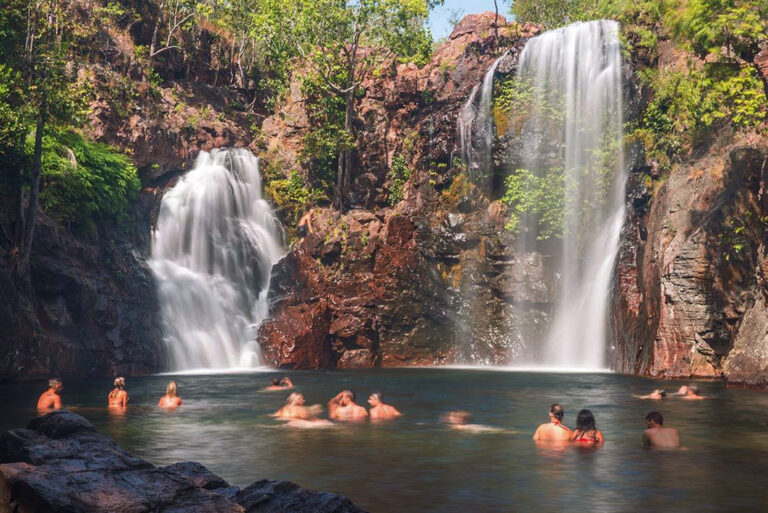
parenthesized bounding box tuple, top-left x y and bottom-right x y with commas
(286, 393, 303, 406)
(271, 378, 280, 386)
(166, 381, 178, 397)
(550, 403, 564, 421)
(342, 390, 355, 401)
(49, 378, 63, 388)
(369, 392, 382, 401)
(575, 409, 598, 432)
(658, 389, 667, 398)
(688, 385, 699, 394)
(646, 411, 664, 425)
(113, 377, 126, 389)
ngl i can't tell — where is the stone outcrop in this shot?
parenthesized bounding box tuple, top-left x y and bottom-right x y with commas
(259, 16, 546, 368)
(613, 142, 768, 387)
(0, 411, 366, 513)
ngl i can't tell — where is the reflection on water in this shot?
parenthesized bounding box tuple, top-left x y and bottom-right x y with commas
(2, 369, 767, 513)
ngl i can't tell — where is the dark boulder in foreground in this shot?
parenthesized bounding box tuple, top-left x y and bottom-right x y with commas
(0, 411, 367, 513)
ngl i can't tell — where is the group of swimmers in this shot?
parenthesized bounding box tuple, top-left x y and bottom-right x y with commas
(36, 376, 695, 448)
(36, 377, 184, 412)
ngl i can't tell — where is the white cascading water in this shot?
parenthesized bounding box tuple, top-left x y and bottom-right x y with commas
(150, 149, 284, 371)
(515, 20, 625, 369)
(457, 51, 508, 172)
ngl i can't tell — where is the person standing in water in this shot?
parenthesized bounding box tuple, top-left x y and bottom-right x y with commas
(368, 392, 402, 420)
(643, 411, 680, 448)
(108, 377, 129, 408)
(37, 378, 64, 412)
(532, 403, 571, 442)
(328, 390, 368, 420)
(570, 409, 605, 445)
(158, 381, 183, 408)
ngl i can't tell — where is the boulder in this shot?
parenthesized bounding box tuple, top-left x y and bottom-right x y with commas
(0, 411, 367, 513)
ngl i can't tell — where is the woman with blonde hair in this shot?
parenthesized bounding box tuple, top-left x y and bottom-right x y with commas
(158, 380, 183, 408)
(108, 377, 129, 408)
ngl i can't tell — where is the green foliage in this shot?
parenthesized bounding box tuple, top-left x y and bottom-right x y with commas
(501, 168, 564, 240)
(388, 154, 411, 206)
(265, 169, 322, 230)
(664, 0, 768, 59)
(631, 64, 766, 169)
(510, 0, 601, 29)
(37, 131, 140, 224)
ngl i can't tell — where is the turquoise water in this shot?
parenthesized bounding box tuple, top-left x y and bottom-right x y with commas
(2, 369, 767, 512)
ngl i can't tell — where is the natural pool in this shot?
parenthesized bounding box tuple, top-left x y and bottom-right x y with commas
(2, 369, 767, 512)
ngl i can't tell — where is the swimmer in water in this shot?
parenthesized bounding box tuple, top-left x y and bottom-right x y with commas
(635, 389, 667, 400)
(368, 392, 402, 420)
(158, 381, 183, 408)
(674, 385, 708, 400)
(263, 377, 294, 391)
(440, 410, 500, 432)
(569, 409, 605, 445)
(274, 393, 310, 420)
(328, 390, 368, 420)
(108, 377, 129, 408)
(37, 378, 64, 412)
(643, 411, 680, 448)
(532, 403, 571, 443)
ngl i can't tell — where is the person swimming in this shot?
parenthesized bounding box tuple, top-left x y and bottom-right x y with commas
(37, 378, 64, 412)
(533, 403, 572, 442)
(264, 377, 294, 391)
(440, 411, 501, 432)
(328, 390, 368, 420)
(675, 384, 707, 400)
(635, 389, 667, 400)
(570, 409, 605, 445)
(273, 393, 310, 420)
(158, 381, 183, 408)
(643, 411, 680, 448)
(108, 377, 129, 408)
(368, 392, 402, 420)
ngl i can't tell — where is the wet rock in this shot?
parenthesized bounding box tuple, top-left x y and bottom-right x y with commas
(0, 411, 367, 513)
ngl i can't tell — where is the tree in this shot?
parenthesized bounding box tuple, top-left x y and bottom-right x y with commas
(0, 0, 84, 288)
(259, 0, 440, 210)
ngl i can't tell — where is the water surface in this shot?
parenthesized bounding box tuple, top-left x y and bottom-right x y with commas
(2, 369, 766, 512)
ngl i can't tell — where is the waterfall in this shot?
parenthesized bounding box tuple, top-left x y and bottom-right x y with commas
(457, 51, 508, 173)
(150, 149, 284, 371)
(513, 20, 625, 369)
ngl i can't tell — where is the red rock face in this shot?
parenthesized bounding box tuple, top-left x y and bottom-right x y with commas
(257, 16, 544, 369)
(615, 145, 768, 387)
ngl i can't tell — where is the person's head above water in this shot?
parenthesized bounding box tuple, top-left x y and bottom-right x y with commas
(443, 410, 472, 425)
(48, 378, 63, 391)
(368, 392, 382, 406)
(340, 390, 355, 405)
(575, 409, 597, 432)
(286, 393, 305, 406)
(114, 377, 126, 389)
(549, 403, 564, 422)
(645, 411, 664, 427)
(271, 378, 280, 386)
(166, 381, 178, 397)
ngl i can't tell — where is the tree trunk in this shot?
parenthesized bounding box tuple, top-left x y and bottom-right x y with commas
(493, 0, 499, 52)
(12, 109, 46, 290)
(149, 0, 166, 59)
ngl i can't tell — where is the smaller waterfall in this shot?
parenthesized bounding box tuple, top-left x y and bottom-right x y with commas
(457, 52, 508, 173)
(150, 149, 284, 371)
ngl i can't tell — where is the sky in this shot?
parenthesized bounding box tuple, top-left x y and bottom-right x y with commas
(429, 0, 506, 40)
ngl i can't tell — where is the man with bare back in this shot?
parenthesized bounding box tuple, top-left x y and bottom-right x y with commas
(37, 378, 64, 412)
(328, 390, 368, 420)
(532, 403, 571, 442)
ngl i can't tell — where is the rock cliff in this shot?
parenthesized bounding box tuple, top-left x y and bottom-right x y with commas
(258, 14, 546, 368)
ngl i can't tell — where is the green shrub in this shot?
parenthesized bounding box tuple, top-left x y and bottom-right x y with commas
(501, 167, 564, 240)
(387, 154, 411, 206)
(265, 170, 322, 231)
(36, 130, 140, 224)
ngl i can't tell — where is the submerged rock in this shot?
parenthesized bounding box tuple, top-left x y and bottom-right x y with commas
(0, 411, 367, 513)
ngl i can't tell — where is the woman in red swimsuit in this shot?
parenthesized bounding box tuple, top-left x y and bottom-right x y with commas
(570, 409, 605, 445)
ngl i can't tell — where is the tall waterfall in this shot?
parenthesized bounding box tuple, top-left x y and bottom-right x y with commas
(515, 20, 625, 369)
(150, 149, 284, 371)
